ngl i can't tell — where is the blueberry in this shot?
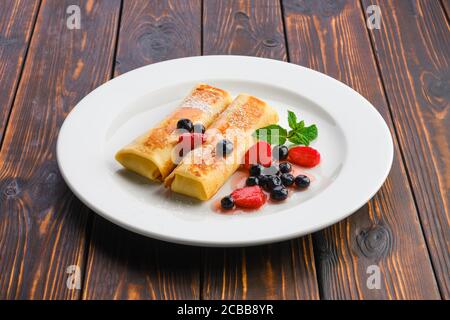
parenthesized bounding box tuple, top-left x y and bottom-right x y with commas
(264, 165, 279, 176)
(279, 162, 292, 173)
(266, 175, 282, 190)
(249, 164, 263, 176)
(177, 118, 193, 132)
(216, 139, 233, 157)
(193, 123, 206, 133)
(221, 196, 235, 210)
(246, 176, 259, 186)
(257, 175, 269, 188)
(294, 175, 310, 189)
(273, 145, 288, 161)
(270, 186, 289, 201)
(280, 173, 295, 187)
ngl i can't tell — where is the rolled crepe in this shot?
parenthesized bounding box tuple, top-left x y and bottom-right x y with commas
(115, 84, 232, 181)
(165, 94, 279, 200)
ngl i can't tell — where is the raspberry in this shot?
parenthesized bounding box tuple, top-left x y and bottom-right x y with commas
(231, 186, 266, 209)
(288, 146, 320, 168)
(244, 141, 272, 169)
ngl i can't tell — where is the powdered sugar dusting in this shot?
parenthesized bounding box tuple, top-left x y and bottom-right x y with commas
(181, 95, 211, 113)
(228, 104, 252, 128)
(212, 95, 265, 133)
(179, 86, 221, 114)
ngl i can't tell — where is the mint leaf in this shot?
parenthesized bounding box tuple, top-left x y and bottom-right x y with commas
(303, 124, 318, 141)
(255, 124, 287, 145)
(254, 110, 318, 146)
(288, 124, 318, 146)
(287, 111, 297, 129)
(288, 132, 311, 145)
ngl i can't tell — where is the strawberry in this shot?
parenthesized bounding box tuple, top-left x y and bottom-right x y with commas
(288, 146, 320, 168)
(231, 186, 266, 209)
(178, 132, 205, 149)
(244, 141, 272, 169)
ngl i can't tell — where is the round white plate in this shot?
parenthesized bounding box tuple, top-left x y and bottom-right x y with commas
(57, 56, 393, 247)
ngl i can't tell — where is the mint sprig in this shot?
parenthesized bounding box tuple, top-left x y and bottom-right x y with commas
(255, 110, 318, 146)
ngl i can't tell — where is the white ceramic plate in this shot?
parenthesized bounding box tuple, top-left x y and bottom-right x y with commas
(57, 56, 393, 247)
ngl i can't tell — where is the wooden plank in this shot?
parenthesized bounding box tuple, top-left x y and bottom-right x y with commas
(0, 0, 121, 299)
(362, 0, 450, 298)
(0, 0, 40, 144)
(283, 0, 440, 299)
(202, 0, 319, 300)
(442, 0, 450, 16)
(82, 0, 202, 300)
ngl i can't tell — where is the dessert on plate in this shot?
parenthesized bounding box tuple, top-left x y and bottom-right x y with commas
(115, 84, 320, 212)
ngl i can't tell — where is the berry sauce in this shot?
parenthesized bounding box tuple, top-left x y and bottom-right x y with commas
(211, 163, 316, 214)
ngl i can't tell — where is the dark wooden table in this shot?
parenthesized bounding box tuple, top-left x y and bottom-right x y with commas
(0, 0, 448, 300)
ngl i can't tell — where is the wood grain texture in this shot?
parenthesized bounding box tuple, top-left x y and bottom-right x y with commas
(202, 0, 319, 300)
(0, 0, 121, 299)
(203, 0, 287, 58)
(82, 0, 202, 300)
(441, 0, 449, 17)
(83, 218, 201, 300)
(283, 0, 440, 299)
(362, 0, 450, 298)
(0, 0, 40, 144)
(114, 0, 201, 76)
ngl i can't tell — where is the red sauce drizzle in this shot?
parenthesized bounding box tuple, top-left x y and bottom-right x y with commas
(212, 161, 317, 214)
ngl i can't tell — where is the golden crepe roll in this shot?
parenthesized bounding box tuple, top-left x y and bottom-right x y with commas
(165, 94, 279, 200)
(115, 84, 232, 181)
